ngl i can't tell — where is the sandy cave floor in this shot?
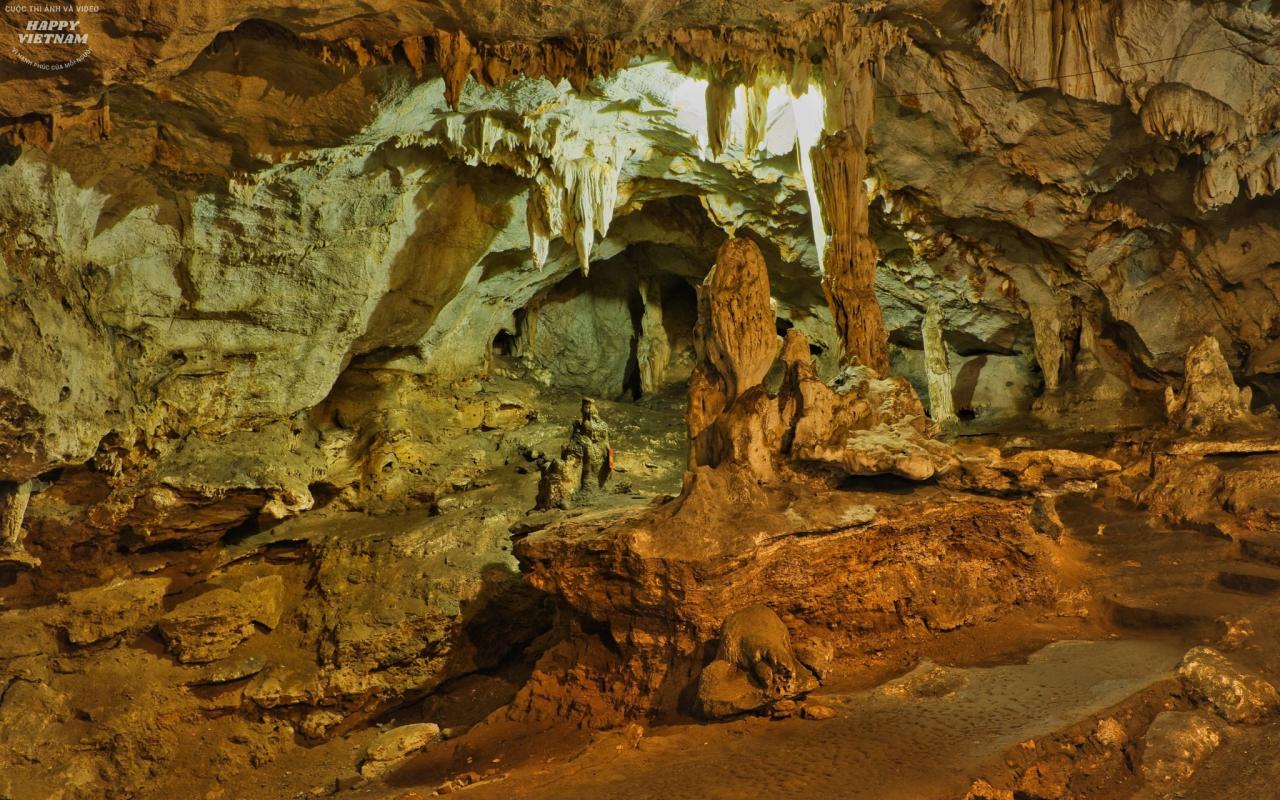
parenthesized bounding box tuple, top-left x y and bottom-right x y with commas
(339, 486, 1280, 800)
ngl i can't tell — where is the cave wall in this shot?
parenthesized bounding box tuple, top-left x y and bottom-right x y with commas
(2, 0, 1279, 489)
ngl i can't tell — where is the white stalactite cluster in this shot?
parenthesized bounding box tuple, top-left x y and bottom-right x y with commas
(399, 106, 629, 274)
(690, 69, 829, 269)
(397, 60, 839, 276)
(525, 150, 621, 274)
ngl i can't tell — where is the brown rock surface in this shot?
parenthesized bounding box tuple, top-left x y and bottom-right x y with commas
(59, 576, 170, 645)
(158, 575, 285, 663)
(360, 723, 442, 778)
(1178, 646, 1280, 725)
(1141, 710, 1228, 788)
(694, 604, 819, 719)
(1165, 337, 1256, 434)
(516, 472, 1061, 721)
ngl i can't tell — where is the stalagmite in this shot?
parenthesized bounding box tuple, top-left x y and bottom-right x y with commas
(535, 399, 613, 510)
(698, 238, 780, 400)
(922, 303, 957, 428)
(636, 279, 671, 396)
(1165, 336, 1254, 434)
(687, 237, 782, 474)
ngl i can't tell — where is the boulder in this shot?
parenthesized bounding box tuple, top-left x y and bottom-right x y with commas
(715, 605, 817, 699)
(695, 605, 818, 719)
(1178, 646, 1280, 724)
(1140, 710, 1227, 787)
(59, 577, 170, 645)
(359, 723, 441, 778)
(694, 660, 769, 719)
(158, 575, 284, 663)
(1029, 495, 1067, 540)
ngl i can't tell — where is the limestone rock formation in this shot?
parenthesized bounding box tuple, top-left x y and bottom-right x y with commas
(694, 604, 818, 719)
(1165, 337, 1255, 434)
(922, 303, 957, 428)
(59, 576, 170, 645)
(516, 476, 1061, 721)
(157, 576, 285, 663)
(1178, 646, 1280, 725)
(0, 480, 38, 567)
(536, 399, 613, 510)
(2, 1, 1280, 796)
(699, 238, 781, 402)
(359, 723, 441, 778)
(688, 236, 950, 483)
(1141, 711, 1227, 788)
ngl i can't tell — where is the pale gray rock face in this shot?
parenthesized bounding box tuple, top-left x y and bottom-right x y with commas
(523, 262, 640, 399)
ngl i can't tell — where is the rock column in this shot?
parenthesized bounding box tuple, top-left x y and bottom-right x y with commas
(922, 303, 957, 428)
(813, 59, 890, 375)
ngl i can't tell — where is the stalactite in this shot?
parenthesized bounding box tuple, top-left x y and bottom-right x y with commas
(743, 75, 772, 156)
(557, 150, 621, 275)
(789, 85, 827, 270)
(0, 480, 38, 567)
(1030, 305, 1066, 392)
(809, 36, 890, 374)
(434, 30, 475, 109)
(705, 80, 736, 158)
(526, 180, 554, 270)
(922, 303, 957, 428)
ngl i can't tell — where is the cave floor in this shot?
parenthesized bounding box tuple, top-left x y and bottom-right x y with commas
(8, 382, 1280, 800)
(341, 469, 1280, 800)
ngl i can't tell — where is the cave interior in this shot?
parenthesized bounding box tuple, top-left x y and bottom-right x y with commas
(3, 1, 1280, 798)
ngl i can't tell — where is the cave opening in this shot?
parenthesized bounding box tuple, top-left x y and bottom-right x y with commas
(491, 245, 702, 406)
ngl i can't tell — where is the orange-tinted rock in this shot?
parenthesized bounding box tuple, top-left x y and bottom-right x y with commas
(515, 475, 1061, 722)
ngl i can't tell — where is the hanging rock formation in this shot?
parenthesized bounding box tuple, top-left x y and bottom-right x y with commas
(0, 480, 38, 567)
(815, 125, 890, 375)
